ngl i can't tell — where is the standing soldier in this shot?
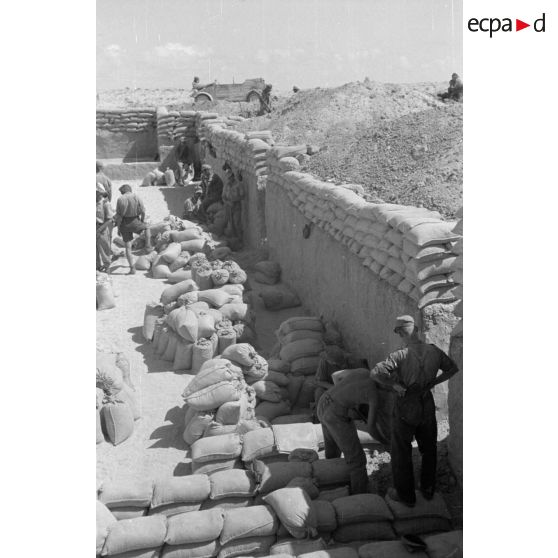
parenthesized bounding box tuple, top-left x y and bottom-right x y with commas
(370, 316, 459, 507)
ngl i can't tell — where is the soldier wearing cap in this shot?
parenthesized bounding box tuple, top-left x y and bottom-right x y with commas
(183, 185, 203, 220)
(198, 164, 224, 222)
(370, 315, 459, 507)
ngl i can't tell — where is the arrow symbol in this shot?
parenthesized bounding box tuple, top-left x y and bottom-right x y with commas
(516, 19, 530, 31)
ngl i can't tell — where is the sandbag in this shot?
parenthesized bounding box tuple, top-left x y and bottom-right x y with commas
(218, 535, 276, 558)
(221, 344, 257, 367)
(168, 269, 194, 284)
(299, 549, 358, 558)
(210, 469, 257, 500)
(312, 458, 351, 487)
(220, 506, 278, 545)
(169, 256, 190, 273)
(219, 284, 244, 297)
(269, 538, 327, 556)
(279, 339, 323, 363)
(101, 515, 167, 556)
(162, 331, 179, 362)
(142, 171, 156, 187)
(241, 428, 277, 462)
(290, 356, 321, 376)
(183, 408, 214, 446)
(198, 289, 234, 308)
(135, 255, 152, 271)
(215, 392, 249, 425)
(160, 242, 182, 264)
(97, 500, 118, 554)
(197, 313, 216, 338)
(268, 359, 291, 374)
(261, 287, 301, 311)
(211, 268, 230, 286)
(392, 517, 452, 537)
(97, 360, 124, 397)
(184, 382, 243, 412)
(143, 302, 165, 342)
(97, 277, 116, 310)
(333, 521, 396, 542)
(243, 354, 269, 380)
(254, 271, 279, 285)
(192, 338, 217, 373)
(217, 328, 237, 353)
(219, 303, 249, 322)
(181, 239, 207, 253)
(424, 530, 463, 558)
(316, 486, 350, 502)
(151, 475, 210, 514)
(152, 263, 172, 279)
(161, 540, 218, 558)
(311, 499, 337, 533)
(161, 280, 198, 305)
(280, 330, 324, 345)
(170, 229, 202, 243)
(255, 400, 291, 422)
(174, 339, 194, 371)
(228, 268, 247, 285)
(99, 479, 154, 508)
(286, 375, 304, 405)
(165, 509, 224, 546)
(278, 317, 323, 337)
(97, 407, 105, 443)
(191, 433, 242, 464)
(273, 415, 312, 426)
(168, 306, 199, 342)
(286, 476, 319, 499)
(192, 457, 242, 476)
(102, 401, 134, 446)
(251, 381, 283, 403)
(254, 261, 281, 278)
(155, 326, 170, 356)
(252, 460, 312, 495)
(184, 360, 243, 395)
(264, 487, 317, 539)
(333, 495, 393, 526)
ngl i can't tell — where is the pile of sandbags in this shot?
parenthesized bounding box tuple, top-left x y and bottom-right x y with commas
(198, 120, 273, 178)
(96, 108, 156, 134)
(96, 350, 140, 446)
(385, 491, 453, 537)
(97, 272, 116, 311)
(451, 207, 463, 327)
(157, 107, 198, 146)
(272, 317, 326, 377)
(254, 260, 281, 285)
(142, 166, 179, 187)
(96, 473, 458, 556)
(266, 165, 462, 309)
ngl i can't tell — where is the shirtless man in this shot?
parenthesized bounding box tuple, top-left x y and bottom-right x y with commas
(317, 373, 384, 494)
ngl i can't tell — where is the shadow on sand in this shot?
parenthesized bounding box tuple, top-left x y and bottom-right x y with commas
(148, 405, 187, 451)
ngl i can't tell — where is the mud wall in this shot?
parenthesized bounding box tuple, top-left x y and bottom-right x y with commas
(96, 109, 158, 160)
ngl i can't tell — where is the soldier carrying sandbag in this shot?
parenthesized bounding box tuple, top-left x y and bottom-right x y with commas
(370, 315, 459, 507)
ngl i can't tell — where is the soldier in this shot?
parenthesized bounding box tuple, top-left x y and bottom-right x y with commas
(370, 316, 459, 507)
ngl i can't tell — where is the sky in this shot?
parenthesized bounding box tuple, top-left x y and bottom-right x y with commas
(97, 0, 463, 92)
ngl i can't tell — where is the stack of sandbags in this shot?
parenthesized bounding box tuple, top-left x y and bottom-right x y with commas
(218, 505, 279, 558)
(274, 317, 325, 377)
(157, 107, 197, 146)
(96, 351, 139, 446)
(148, 476, 211, 517)
(99, 514, 168, 558)
(269, 537, 328, 556)
(202, 468, 258, 509)
(331, 494, 395, 543)
(266, 163, 462, 309)
(451, 207, 463, 328)
(162, 509, 224, 558)
(254, 260, 281, 285)
(189, 432, 244, 475)
(96, 108, 156, 133)
(385, 491, 452, 537)
(98, 479, 154, 520)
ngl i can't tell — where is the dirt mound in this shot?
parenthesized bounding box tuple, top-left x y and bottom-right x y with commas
(238, 81, 462, 218)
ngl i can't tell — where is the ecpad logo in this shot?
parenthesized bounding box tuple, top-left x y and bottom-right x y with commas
(468, 13, 546, 37)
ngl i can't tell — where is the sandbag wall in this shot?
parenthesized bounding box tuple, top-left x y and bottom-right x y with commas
(96, 108, 158, 160)
(448, 208, 463, 487)
(156, 107, 199, 164)
(197, 118, 272, 249)
(97, 469, 461, 558)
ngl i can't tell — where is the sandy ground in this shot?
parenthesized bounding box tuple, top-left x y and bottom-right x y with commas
(96, 183, 461, 527)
